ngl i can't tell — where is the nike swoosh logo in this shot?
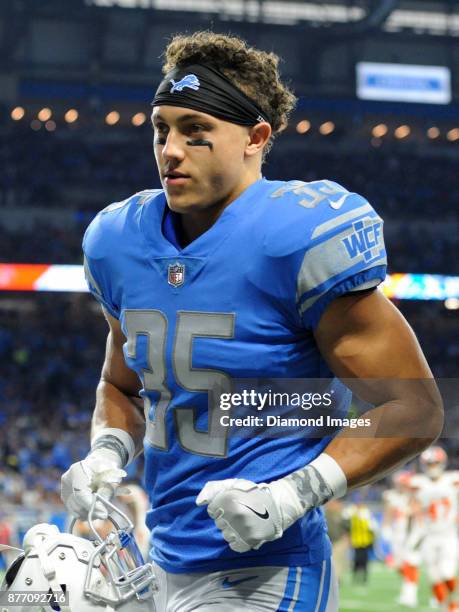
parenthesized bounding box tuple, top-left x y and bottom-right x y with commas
(329, 194, 349, 210)
(239, 503, 270, 520)
(222, 576, 259, 589)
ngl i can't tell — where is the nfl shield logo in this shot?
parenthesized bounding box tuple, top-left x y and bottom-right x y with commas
(168, 262, 185, 287)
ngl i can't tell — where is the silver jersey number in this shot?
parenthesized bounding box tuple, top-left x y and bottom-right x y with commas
(124, 310, 234, 457)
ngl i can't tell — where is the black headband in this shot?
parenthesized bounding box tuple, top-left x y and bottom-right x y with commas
(151, 64, 270, 126)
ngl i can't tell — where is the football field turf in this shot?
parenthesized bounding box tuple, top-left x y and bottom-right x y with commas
(340, 562, 434, 611)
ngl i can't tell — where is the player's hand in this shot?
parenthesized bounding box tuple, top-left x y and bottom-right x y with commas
(196, 478, 303, 553)
(61, 449, 127, 520)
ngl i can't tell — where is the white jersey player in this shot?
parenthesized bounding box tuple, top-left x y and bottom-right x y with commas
(383, 471, 420, 607)
(411, 446, 459, 611)
(383, 471, 412, 568)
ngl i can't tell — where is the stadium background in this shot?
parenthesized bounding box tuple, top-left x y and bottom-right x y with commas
(0, 0, 458, 609)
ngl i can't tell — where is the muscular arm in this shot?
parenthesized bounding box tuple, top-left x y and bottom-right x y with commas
(314, 289, 444, 488)
(91, 308, 145, 458)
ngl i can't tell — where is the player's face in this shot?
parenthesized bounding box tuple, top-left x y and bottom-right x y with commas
(425, 461, 445, 479)
(152, 106, 254, 214)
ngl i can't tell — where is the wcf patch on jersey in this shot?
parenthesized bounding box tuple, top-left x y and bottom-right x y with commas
(168, 262, 185, 287)
(342, 216, 384, 264)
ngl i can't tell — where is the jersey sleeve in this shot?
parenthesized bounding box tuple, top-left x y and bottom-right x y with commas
(295, 183, 387, 330)
(82, 210, 121, 319)
(83, 253, 120, 318)
(82, 189, 163, 319)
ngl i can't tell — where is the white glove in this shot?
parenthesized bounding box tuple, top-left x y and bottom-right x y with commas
(196, 455, 346, 554)
(61, 448, 127, 520)
(196, 478, 303, 553)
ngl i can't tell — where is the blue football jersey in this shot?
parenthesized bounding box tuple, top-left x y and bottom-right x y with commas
(83, 178, 387, 573)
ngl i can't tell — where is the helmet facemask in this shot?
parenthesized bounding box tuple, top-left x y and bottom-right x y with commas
(1, 493, 157, 611)
(81, 495, 155, 606)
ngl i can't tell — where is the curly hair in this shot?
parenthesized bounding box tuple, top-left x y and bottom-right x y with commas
(162, 31, 297, 155)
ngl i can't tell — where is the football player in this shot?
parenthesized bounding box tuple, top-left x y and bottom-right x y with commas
(61, 31, 442, 611)
(411, 447, 459, 611)
(382, 471, 420, 608)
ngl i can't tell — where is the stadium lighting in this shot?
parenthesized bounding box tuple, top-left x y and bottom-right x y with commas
(394, 125, 410, 139)
(296, 120, 311, 134)
(38, 108, 52, 122)
(11, 107, 25, 121)
(427, 127, 440, 139)
(65, 109, 79, 123)
(132, 112, 147, 126)
(30, 119, 41, 131)
(372, 124, 388, 138)
(45, 120, 56, 132)
(319, 121, 335, 135)
(445, 298, 459, 310)
(446, 128, 459, 142)
(105, 111, 120, 125)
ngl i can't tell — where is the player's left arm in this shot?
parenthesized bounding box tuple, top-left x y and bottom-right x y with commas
(313, 287, 443, 488)
(197, 289, 443, 553)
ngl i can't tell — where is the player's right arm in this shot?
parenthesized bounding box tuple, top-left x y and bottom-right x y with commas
(61, 198, 153, 519)
(61, 307, 145, 520)
(92, 307, 145, 452)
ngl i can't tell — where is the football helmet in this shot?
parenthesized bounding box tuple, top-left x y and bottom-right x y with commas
(1, 494, 157, 611)
(420, 445, 447, 479)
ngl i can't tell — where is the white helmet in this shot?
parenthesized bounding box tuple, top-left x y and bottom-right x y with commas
(1, 494, 157, 611)
(420, 445, 448, 479)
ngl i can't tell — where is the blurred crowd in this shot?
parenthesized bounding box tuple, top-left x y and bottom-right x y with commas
(0, 294, 144, 542)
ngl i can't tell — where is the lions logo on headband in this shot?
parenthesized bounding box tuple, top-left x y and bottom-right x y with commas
(153, 64, 270, 125)
(170, 74, 200, 93)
